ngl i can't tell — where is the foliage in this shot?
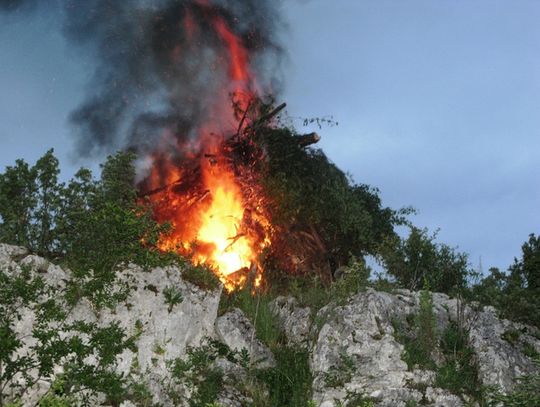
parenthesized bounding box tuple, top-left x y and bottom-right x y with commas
(0, 266, 135, 405)
(392, 290, 437, 370)
(163, 285, 184, 312)
(255, 347, 313, 407)
(487, 358, 540, 406)
(220, 279, 315, 407)
(435, 322, 483, 400)
(416, 288, 437, 362)
(220, 282, 282, 347)
(380, 227, 471, 294)
(255, 126, 411, 273)
(271, 256, 371, 314)
(323, 352, 356, 388)
(167, 338, 247, 407)
(0, 150, 181, 308)
(469, 234, 540, 329)
(181, 263, 221, 291)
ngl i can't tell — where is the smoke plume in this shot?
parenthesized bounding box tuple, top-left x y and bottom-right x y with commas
(2, 0, 285, 157)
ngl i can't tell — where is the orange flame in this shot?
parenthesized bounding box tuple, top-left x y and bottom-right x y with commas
(145, 4, 270, 291)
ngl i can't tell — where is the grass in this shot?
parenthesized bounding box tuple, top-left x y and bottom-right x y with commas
(219, 281, 315, 406)
(219, 283, 282, 347)
(255, 347, 313, 407)
(181, 263, 221, 291)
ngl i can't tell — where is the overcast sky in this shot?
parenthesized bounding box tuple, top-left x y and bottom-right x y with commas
(1, 0, 539, 272)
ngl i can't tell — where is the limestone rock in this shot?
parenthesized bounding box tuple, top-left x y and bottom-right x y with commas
(1, 244, 222, 406)
(215, 307, 275, 368)
(270, 295, 312, 346)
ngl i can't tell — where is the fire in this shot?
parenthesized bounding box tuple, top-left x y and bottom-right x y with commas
(142, 2, 272, 291)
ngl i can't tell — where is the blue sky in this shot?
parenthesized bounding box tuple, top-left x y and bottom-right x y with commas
(1, 0, 539, 272)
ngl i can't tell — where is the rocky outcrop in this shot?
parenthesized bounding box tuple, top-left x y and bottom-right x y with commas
(1, 244, 223, 406)
(310, 288, 540, 406)
(2, 243, 539, 406)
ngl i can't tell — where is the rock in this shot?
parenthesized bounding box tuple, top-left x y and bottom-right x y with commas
(269, 295, 312, 346)
(466, 305, 540, 392)
(3, 243, 539, 406)
(1, 244, 223, 406)
(311, 289, 427, 406)
(19, 254, 50, 273)
(0, 243, 28, 260)
(310, 287, 540, 406)
(215, 308, 275, 368)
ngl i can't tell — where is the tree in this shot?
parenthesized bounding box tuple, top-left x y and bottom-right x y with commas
(470, 233, 540, 329)
(0, 159, 37, 248)
(255, 126, 407, 280)
(32, 149, 61, 255)
(380, 227, 470, 293)
(514, 233, 540, 291)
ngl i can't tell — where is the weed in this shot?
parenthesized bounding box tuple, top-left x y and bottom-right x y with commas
(255, 347, 313, 407)
(182, 263, 221, 291)
(219, 284, 282, 347)
(434, 322, 484, 402)
(163, 285, 183, 312)
(501, 329, 520, 344)
(522, 342, 540, 359)
(323, 352, 356, 388)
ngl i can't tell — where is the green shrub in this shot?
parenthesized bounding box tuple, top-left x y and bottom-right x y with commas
(380, 227, 471, 294)
(255, 125, 409, 276)
(392, 290, 437, 370)
(167, 340, 226, 407)
(469, 234, 540, 330)
(220, 283, 282, 347)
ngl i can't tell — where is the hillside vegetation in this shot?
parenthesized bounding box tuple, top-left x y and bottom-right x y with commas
(0, 129, 539, 406)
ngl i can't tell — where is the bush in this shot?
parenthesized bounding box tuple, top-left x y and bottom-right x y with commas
(255, 347, 313, 407)
(0, 150, 178, 307)
(254, 126, 410, 280)
(435, 322, 483, 400)
(380, 227, 471, 294)
(393, 289, 437, 370)
(470, 233, 540, 329)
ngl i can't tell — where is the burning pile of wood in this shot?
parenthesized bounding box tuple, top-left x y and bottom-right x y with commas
(138, 100, 336, 287)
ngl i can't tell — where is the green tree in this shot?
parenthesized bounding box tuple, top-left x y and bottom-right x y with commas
(381, 227, 470, 293)
(255, 126, 408, 280)
(0, 159, 37, 247)
(512, 233, 540, 291)
(32, 149, 62, 255)
(99, 151, 137, 207)
(470, 233, 540, 328)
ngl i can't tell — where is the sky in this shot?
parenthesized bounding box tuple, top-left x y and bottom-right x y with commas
(1, 0, 539, 273)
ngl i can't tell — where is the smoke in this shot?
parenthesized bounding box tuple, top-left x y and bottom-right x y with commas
(2, 0, 285, 157)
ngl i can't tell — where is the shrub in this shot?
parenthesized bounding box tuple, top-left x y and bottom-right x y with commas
(392, 289, 437, 370)
(380, 227, 471, 294)
(435, 322, 483, 400)
(470, 233, 540, 329)
(254, 126, 410, 279)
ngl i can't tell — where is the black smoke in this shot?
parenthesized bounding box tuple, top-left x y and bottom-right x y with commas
(1, 0, 284, 157)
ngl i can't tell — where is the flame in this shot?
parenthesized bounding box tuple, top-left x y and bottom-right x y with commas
(144, 3, 271, 291)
